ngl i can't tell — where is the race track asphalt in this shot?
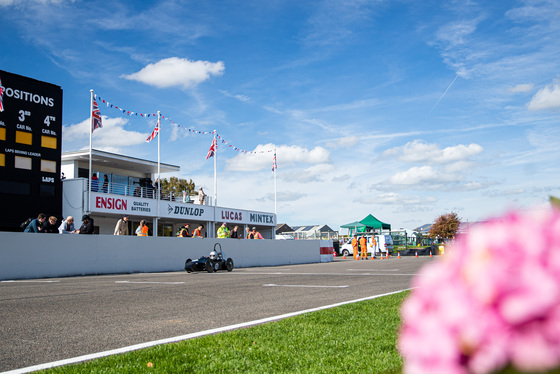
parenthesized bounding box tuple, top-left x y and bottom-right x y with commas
(0, 256, 436, 372)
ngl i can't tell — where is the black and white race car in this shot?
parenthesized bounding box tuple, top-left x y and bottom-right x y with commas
(184, 243, 234, 273)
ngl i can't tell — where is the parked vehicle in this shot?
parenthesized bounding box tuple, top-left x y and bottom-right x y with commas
(339, 234, 394, 257)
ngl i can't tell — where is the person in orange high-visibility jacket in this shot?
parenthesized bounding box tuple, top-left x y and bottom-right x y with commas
(248, 227, 263, 239)
(136, 220, 148, 236)
(359, 236, 367, 259)
(351, 236, 358, 260)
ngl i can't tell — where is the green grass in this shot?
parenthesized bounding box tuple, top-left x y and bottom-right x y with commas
(39, 291, 408, 373)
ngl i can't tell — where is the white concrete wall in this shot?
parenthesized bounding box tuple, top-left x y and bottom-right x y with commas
(0, 232, 321, 280)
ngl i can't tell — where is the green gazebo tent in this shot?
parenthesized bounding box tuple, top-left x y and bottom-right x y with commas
(359, 214, 391, 230)
(340, 214, 391, 234)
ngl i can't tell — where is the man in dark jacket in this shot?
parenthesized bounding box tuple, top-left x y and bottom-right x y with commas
(42, 216, 59, 233)
(24, 213, 46, 233)
(78, 214, 94, 234)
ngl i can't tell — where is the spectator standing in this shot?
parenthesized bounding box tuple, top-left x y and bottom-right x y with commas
(77, 215, 94, 234)
(248, 227, 263, 239)
(136, 220, 148, 236)
(58, 216, 77, 234)
(91, 173, 99, 192)
(24, 213, 47, 233)
(192, 224, 204, 238)
(114, 215, 129, 235)
(198, 187, 206, 205)
(42, 216, 59, 233)
(245, 226, 251, 239)
(101, 174, 109, 193)
(177, 223, 190, 237)
(230, 226, 240, 239)
(217, 222, 230, 238)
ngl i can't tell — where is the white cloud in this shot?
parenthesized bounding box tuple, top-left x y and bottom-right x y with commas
(388, 165, 460, 186)
(509, 83, 534, 93)
(443, 161, 476, 174)
(356, 193, 437, 205)
(326, 135, 359, 149)
(286, 163, 334, 183)
(259, 191, 307, 202)
(226, 144, 330, 172)
(384, 140, 483, 164)
(527, 83, 560, 110)
(436, 19, 479, 47)
(122, 57, 225, 89)
(63, 116, 149, 153)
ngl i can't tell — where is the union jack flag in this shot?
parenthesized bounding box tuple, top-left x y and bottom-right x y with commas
(272, 152, 277, 172)
(91, 99, 102, 132)
(146, 119, 160, 142)
(0, 77, 4, 112)
(206, 137, 217, 159)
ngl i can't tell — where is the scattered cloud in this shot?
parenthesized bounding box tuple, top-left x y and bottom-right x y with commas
(326, 135, 359, 149)
(527, 83, 560, 111)
(258, 191, 307, 202)
(509, 83, 534, 93)
(226, 144, 330, 172)
(62, 116, 149, 153)
(122, 57, 225, 89)
(356, 192, 437, 205)
(383, 140, 483, 164)
(220, 90, 252, 103)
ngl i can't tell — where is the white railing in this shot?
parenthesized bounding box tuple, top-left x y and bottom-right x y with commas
(282, 230, 339, 240)
(88, 180, 211, 205)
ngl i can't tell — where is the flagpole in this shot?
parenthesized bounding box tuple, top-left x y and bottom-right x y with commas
(274, 149, 277, 215)
(154, 111, 161, 237)
(88, 89, 93, 214)
(213, 130, 217, 206)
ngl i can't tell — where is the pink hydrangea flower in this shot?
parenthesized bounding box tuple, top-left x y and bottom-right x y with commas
(399, 208, 560, 374)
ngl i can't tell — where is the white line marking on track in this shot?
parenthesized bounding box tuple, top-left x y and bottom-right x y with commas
(115, 281, 185, 285)
(1, 280, 60, 283)
(347, 269, 399, 271)
(263, 284, 349, 288)
(5, 288, 411, 374)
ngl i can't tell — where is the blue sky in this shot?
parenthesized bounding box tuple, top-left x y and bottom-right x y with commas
(1, 0, 559, 231)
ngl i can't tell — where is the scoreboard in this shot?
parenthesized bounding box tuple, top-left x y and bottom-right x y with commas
(0, 70, 63, 231)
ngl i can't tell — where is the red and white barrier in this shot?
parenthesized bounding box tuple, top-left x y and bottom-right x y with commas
(320, 240, 334, 263)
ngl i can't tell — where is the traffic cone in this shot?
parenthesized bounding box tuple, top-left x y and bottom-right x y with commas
(429, 250, 433, 257)
(397, 252, 401, 259)
(415, 251, 418, 258)
(342, 254, 346, 259)
(370, 255, 375, 260)
(386, 252, 390, 259)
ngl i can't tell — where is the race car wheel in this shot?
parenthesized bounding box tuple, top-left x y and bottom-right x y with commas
(184, 259, 192, 273)
(213, 262, 220, 272)
(226, 258, 234, 272)
(205, 260, 214, 273)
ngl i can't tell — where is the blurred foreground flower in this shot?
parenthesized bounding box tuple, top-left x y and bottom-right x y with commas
(399, 209, 560, 374)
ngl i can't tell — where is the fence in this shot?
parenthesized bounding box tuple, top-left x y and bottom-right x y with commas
(88, 180, 211, 205)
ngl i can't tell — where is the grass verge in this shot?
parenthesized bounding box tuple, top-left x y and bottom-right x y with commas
(39, 291, 409, 373)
